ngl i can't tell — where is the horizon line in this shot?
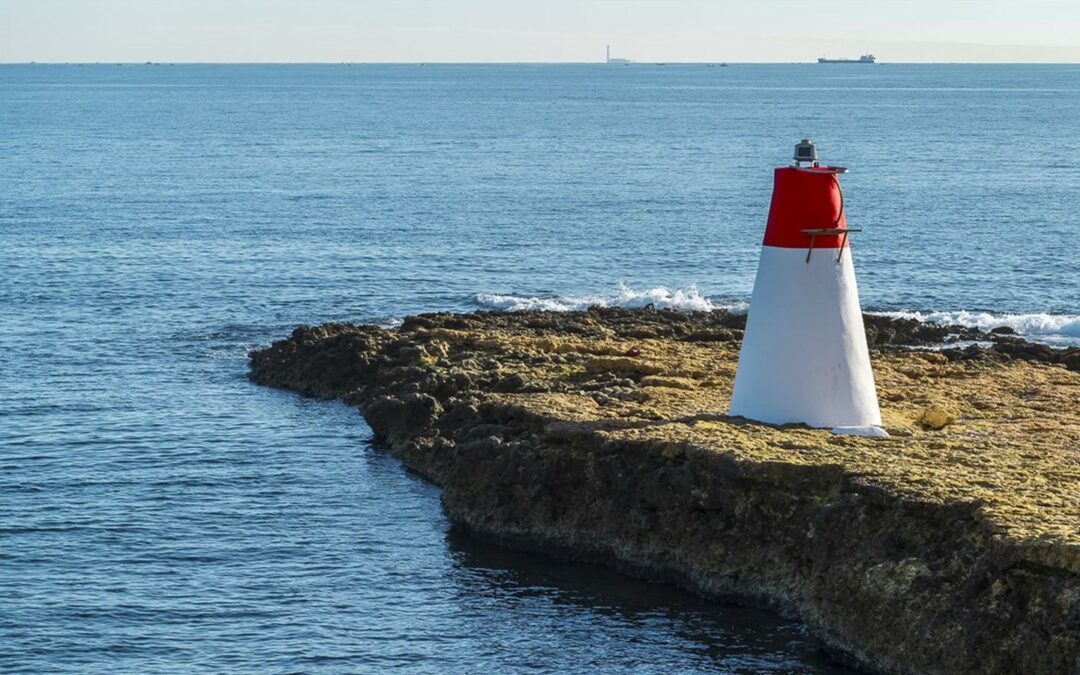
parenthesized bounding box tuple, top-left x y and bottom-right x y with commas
(5, 60, 1080, 66)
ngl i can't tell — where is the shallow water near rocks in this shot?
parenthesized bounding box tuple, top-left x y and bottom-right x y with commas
(2, 63, 1077, 672)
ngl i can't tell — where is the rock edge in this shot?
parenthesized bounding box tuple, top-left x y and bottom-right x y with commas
(249, 308, 1080, 675)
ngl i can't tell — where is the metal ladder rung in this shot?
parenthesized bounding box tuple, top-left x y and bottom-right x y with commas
(800, 228, 863, 263)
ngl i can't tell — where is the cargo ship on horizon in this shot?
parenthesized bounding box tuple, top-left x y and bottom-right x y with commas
(818, 54, 876, 64)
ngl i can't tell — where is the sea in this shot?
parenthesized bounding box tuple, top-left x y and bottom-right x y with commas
(2, 63, 1078, 673)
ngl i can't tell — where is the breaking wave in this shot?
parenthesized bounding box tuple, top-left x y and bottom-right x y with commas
(473, 286, 1078, 346)
(474, 284, 746, 314)
(871, 310, 1080, 346)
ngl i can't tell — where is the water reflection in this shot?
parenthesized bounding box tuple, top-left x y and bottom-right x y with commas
(444, 530, 859, 673)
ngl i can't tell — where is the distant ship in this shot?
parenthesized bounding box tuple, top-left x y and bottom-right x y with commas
(818, 54, 876, 64)
(606, 45, 630, 65)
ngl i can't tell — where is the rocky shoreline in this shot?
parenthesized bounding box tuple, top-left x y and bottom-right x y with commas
(249, 308, 1080, 674)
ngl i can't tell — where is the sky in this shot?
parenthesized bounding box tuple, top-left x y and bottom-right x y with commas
(2, 0, 1079, 63)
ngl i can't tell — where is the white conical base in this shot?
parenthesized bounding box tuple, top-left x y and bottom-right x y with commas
(730, 246, 881, 428)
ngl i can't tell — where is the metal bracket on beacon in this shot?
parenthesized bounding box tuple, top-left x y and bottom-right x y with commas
(792, 139, 861, 264)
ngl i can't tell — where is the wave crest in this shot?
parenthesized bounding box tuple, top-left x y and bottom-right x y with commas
(871, 310, 1080, 345)
(474, 284, 744, 314)
(473, 286, 1078, 346)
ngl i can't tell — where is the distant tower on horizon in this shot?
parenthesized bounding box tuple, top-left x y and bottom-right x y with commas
(606, 45, 630, 65)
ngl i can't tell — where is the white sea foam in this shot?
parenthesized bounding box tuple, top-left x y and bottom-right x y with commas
(870, 310, 1080, 346)
(474, 284, 747, 314)
(474, 286, 1078, 346)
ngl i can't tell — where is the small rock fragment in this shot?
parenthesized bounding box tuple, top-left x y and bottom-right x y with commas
(917, 405, 957, 430)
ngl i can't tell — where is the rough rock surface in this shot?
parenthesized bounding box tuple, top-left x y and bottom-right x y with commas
(250, 308, 1080, 675)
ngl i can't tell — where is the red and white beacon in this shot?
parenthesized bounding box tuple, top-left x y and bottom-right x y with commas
(729, 140, 884, 434)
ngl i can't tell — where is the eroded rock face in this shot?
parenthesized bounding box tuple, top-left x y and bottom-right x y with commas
(364, 393, 443, 446)
(249, 307, 1080, 675)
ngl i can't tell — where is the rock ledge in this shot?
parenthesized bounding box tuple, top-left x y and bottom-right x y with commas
(250, 308, 1080, 675)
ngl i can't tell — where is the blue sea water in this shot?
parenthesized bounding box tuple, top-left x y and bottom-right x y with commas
(1, 63, 1078, 673)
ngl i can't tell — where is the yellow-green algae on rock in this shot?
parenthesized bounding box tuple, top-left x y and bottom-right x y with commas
(502, 337, 1080, 555)
(250, 308, 1080, 675)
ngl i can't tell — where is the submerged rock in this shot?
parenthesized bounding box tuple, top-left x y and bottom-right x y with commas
(250, 307, 1080, 674)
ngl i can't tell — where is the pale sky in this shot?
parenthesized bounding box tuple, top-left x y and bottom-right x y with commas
(2, 0, 1079, 63)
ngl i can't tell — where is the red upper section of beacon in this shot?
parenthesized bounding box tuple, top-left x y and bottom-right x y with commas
(762, 167, 847, 248)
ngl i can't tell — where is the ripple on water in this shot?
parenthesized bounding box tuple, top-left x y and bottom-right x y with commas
(6, 62, 1078, 672)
